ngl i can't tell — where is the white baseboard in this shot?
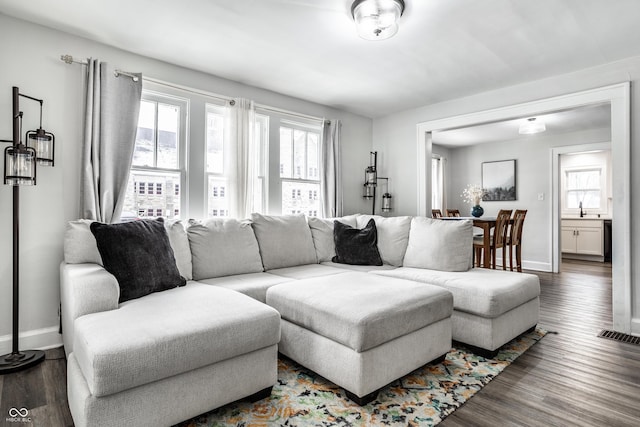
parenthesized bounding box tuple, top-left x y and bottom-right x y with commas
(631, 318, 640, 337)
(0, 326, 63, 355)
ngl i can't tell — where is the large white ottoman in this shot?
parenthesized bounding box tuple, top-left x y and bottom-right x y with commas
(266, 271, 453, 405)
(67, 283, 281, 427)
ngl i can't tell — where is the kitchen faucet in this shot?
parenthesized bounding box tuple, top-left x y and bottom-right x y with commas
(579, 201, 584, 218)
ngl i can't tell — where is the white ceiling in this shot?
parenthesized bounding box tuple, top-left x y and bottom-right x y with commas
(434, 103, 612, 147)
(2, 0, 640, 119)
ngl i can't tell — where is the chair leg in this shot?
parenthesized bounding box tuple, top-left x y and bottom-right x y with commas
(509, 243, 514, 271)
(491, 247, 496, 269)
(516, 245, 522, 272)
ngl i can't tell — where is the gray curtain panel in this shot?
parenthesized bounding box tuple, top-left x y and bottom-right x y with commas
(80, 59, 142, 223)
(321, 119, 343, 218)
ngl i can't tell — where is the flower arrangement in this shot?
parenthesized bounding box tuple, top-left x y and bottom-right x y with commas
(461, 184, 487, 206)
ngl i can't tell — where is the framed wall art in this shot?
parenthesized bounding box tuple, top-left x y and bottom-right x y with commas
(482, 159, 517, 201)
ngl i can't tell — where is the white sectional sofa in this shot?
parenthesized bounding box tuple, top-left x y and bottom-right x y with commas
(61, 213, 540, 425)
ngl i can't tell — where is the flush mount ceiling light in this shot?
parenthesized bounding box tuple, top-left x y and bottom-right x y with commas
(519, 117, 546, 134)
(351, 0, 406, 41)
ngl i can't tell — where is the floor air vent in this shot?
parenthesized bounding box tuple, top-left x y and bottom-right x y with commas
(598, 329, 640, 345)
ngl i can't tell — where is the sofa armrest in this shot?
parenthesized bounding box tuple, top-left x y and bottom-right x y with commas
(60, 262, 120, 356)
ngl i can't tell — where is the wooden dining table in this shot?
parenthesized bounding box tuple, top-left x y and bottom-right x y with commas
(440, 216, 498, 269)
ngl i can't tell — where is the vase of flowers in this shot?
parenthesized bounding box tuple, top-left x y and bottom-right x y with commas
(461, 184, 487, 218)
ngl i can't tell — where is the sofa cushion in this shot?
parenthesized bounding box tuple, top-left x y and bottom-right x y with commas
(307, 215, 358, 262)
(165, 219, 193, 280)
(332, 219, 383, 266)
(188, 218, 264, 280)
(197, 272, 293, 303)
(90, 218, 186, 303)
(266, 272, 453, 352)
(403, 217, 473, 272)
(320, 261, 398, 273)
(64, 219, 103, 265)
(250, 213, 317, 270)
(356, 215, 412, 267)
(267, 264, 348, 280)
(372, 267, 540, 318)
(64, 219, 193, 280)
(73, 282, 281, 397)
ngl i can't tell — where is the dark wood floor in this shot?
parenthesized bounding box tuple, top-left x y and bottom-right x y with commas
(1, 260, 639, 427)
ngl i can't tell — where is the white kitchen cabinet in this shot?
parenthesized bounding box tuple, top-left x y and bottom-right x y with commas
(561, 219, 604, 256)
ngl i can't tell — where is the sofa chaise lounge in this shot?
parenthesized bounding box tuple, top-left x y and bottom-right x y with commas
(61, 213, 540, 425)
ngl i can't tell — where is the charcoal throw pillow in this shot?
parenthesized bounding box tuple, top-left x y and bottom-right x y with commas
(90, 218, 186, 303)
(332, 218, 383, 266)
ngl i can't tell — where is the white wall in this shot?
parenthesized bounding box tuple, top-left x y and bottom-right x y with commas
(0, 14, 373, 352)
(373, 56, 640, 334)
(444, 128, 610, 271)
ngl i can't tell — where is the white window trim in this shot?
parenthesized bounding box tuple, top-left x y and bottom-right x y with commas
(561, 164, 608, 216)
(129, 90, 188, 219)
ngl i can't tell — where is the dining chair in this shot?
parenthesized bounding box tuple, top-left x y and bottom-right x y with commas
(507, 209, 527, 272)
(446, 209, 461, 217)
(473, 209, 512, 269)
(432, 209, 443, 218)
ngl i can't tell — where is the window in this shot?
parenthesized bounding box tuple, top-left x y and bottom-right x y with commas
(279, 122, 321, 217)
(565, 168, 602, 209)
(432, 155, 444, 210)
(124, 82, 321, 220)
(206, 104, 229, 218)
(123, 91, 187, 220)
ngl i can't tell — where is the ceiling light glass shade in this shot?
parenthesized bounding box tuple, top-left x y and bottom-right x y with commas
(351, 0, 405, 41)
(4, 145, 36, 186)
(519, 118, 546, 134)
(26, 128, 55, 166)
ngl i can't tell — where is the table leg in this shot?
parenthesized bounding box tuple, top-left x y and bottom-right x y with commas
(482, 224, 491, 268)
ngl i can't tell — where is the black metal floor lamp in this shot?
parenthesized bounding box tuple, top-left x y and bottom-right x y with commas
(0, 86, 55, 375)
(362, 151, 392, 215)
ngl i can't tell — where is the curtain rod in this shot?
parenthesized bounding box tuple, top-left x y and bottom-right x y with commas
(255, 103, 324, 123)
(61, 54, 139, 81)
(61, 54, 326, 122)
(142, 76, 232, 103)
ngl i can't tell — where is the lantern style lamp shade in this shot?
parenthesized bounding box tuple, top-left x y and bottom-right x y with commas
(26, 128, 55, 166)
(382, 192, 392, 212)
(363, 182, 374, 199)
(365, 165, 377, 185)
(351, 0, 405, 41)
(4, 144, 36, 186)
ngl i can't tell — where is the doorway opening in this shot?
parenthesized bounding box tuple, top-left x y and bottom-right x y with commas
(416, 83, 631, 334)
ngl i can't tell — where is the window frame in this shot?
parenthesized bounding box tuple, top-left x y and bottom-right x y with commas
(562, 165, 607, 215)
(125, 90, 188, 220)
(276, 118, 323, 217)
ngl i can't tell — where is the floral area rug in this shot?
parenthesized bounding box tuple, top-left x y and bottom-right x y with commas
(177, 329, 546, 427)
